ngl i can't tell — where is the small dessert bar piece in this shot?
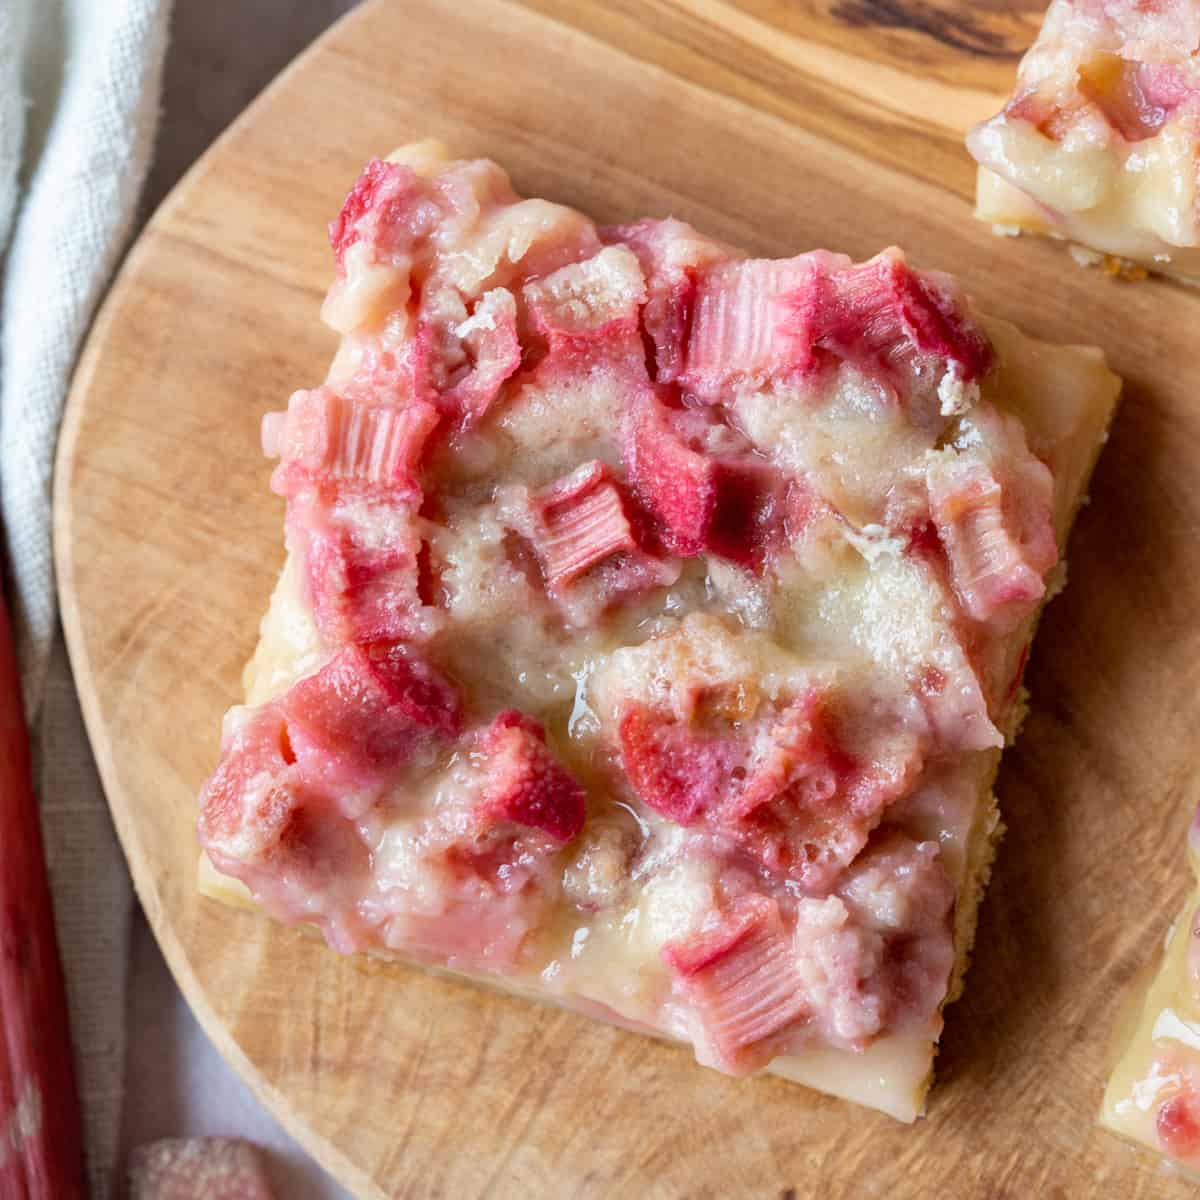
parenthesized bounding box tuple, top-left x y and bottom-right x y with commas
(968, 0, 1200, 281)
(1102, 810, 1200, 1174)
(197, 142, 1119, 1120)
(129, 1138, 276, 1200)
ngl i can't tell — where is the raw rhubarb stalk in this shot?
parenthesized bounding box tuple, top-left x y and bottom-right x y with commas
(0, 1040, 22, 1199)
(0, 588, 84, 1197)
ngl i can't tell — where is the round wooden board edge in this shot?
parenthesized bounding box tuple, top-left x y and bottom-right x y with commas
(53, 2, 386, 1195)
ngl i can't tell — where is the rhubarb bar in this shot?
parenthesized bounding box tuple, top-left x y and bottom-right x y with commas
(197, 142, 1119, 1120)
(1102, 810, 1200, 1173)
(967, 0, 1200, 282)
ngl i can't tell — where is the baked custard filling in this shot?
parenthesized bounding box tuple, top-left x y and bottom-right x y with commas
(968, 0, 1200, 280)
(198, 143, 1119, 1119)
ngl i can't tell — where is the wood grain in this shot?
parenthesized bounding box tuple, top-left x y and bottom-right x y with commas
(55, 0, 1200, 1195)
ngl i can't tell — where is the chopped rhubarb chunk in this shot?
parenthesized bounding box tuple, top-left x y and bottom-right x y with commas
(524, 460, 680, 623)
(614, 679, 912, 897)
(928, 410, 1057, 630)
(197, 708, 372, 952)
(792, 249, 994, 384)
(475, 710, 587, 843)
(128, 1137, 276, 1200)
(198, 707, 296, 852)
(664, 895, 774, 976)
(731, 692, 844, 822)
(281, 644, 460, 804)
(1003, 87, 1068, 136)
(371, 716, 579, 970)
(1158, 1091, 1200, 1162)
(601, 218, 735, 382)
(734, 698, 921, 892)
(645, 273, 697, 384)
(533, 461, 639, 589)
(789, 895, 888, 1046)
(622, 395, 784, 568)
(622, 395, 714, 556)
(442, 287, 521, 427)
(287, 642, 461, 747)
(618, 703, 747, 825)
(598, 623, 892, 883)
(682, 249, 993, 398)
(1136, 62, 1196, 115)
(838, 834, 954, 935)
(513, 252, 651, 419)
(663, 895, 807, 1073)
(329, 158, 428, 270)
(268, 387, 439, 498)
(289, 488, 441, 645)
(334, 331, 435, 409)
(1077, 55, 1190, 142)
(385, 888, 541, 972)
(684, 257, 819, 397)
(706, 457, 786, 569)
(524, 245, 646, 342)
(834, 833, 954, 1030)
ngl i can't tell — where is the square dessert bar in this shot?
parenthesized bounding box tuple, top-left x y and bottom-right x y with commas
(969, 0, 1200, 281)
(198, 142, 1119, 1119)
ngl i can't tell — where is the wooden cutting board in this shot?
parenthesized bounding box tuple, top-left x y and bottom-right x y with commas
(55, 1, 1200, 1195)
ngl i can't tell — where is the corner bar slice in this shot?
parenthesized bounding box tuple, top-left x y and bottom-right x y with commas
(1102, 811, 1200, 1174)
(197, 142, 1120, 1120)
(968, 0, 1200, 282)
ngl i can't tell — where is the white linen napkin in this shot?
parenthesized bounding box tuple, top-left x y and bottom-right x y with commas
(1, 0, 171, 715)
(0, 3, 172, 1194)
(1, 3, 355, 1193)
